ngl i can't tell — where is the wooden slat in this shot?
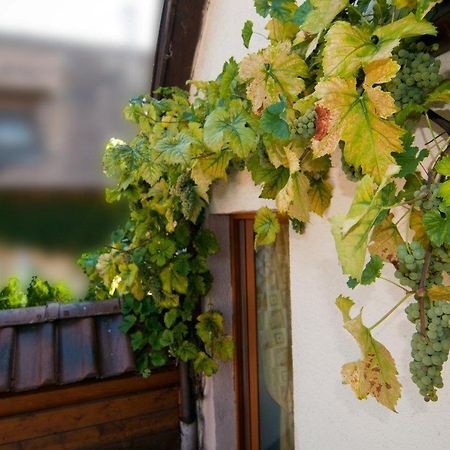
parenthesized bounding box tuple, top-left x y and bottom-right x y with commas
(0, 408, 179, 450)
(0, 370, 179, 418)
(0, 387, 178, 445)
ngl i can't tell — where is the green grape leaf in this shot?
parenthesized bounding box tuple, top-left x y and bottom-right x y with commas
(164, 309, 179, 328)
(425, 80, 450, 106)
(347, 255, 384, 288)
(219, 58, 239, 98)
(193, 351, 219, 376)
(254, 0, 270, 17)
(308, 178, 332, 216)
(427, 285, 450, 301)
(323, 15, 436, 78)
(196, 311, 225, 344)
(369, 213, 404, 264)
(160, 329, 174, 347)
(312, 62, 404, 183)
(336, 295, 401, 411)
(242, 20, 254, 48)
(394, 133, 428, 178)
(119, 314, 137, 333)
(204, 107, 257, 158)
(416, 0, 443, 19)
(160, 265, 189, 295)
(148, 237, 176, 267)
(439, 181, 450, 207)
(255, 0, 296, 21)
(155, 132, 193, 165)
(247, 148, 290, 199)
(151, 351, 168, 367)
(423, 207, 450, 246)
(194, 228, 220, 257)
(276, 171, 310, 222)
(0, 278, 27, 309)
(331, 172, 394, 280)
(435, 155, 450, 176)
(177, 341, 199, 362)
(293, 0, 348, 35)
(213, 335, 235, 361)
(131, 331, 145, 351)
(260, 100, 290, 139)
(239, 42, 308, 114)
(254, 207, 281, 247)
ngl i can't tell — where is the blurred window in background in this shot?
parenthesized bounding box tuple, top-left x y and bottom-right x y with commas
(0, 0, 164, 296)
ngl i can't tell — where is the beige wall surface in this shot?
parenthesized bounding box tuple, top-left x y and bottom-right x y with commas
(193, 1, 450, 449)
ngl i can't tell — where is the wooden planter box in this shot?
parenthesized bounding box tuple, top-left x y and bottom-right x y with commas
(0, 299, 180, 450)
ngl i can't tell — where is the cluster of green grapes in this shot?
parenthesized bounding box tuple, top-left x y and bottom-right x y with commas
(341, 153, 363, 182)
(172, 174, 199, 220)
(295, 107, 316, 139)
(406, 301, 450, 401)
(394, 242, 443, 289)
(390, 42, 441, 107)
(413, 183, 442, 211)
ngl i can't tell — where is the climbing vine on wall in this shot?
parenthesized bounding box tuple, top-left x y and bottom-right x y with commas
(79, 0, 450, 409)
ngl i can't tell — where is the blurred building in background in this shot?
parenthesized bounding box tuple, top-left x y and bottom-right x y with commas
(0, 0, 163, 296)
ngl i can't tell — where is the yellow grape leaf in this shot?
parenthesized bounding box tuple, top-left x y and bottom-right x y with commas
(331, 173, 394, 280)
(266, 18, 298, 42)
(300, 0, 348, 35)
(393, 0, 416, 7)
(336, 296, 401, 411)
(276, 171, 310, 222)
(323, 14, 436, 78)
(254, 207, 280, 248)
(239, 42, 308, 114)
(369, 214, 404, 264)
(308, 179, 332, 216)
(266, 138, 303, 173)
(191, 150, 233, 197)
(410, 208, 429, 246)
(428, 285, 450, 301)
(312, 62, 404, 183)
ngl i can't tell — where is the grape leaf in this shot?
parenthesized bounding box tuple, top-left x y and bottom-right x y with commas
(423, 207, 450, 246)
(293, 0, 348, 35)
(416, 0, 443, 19)
(409, 208, 429, 246)
(336, 295, 401, 411)
(204, 107, 257, 158)
(435, 156, 450, 206)
(323, 15, 436, 78)
(260, 100, 290, 139)
(247, 148, 290, 199)
(276, 171, 310, 222)
(347, 255, 384, 288)
(308, 178, 332, 216)
(394, 133, 428, 178)
(266, 18, 299, 42)
(331, 172, 393, 280)
(193, 352, 218, 376)
(254, 207, 280, 247)
(369, 213, 404, 263)
(312, 62, 404, 183)
(426, 80, 450, 106)
(155, 133, 193, 166)
(427, 285, 450, 301)
(177, 341, 199, 362)
(239, 42, 308, 114)
(242, 20, 253, 48)
(196, 311, 224, 343)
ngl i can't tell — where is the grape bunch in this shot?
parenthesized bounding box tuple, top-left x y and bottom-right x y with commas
(413, 182, 441, 211)
(295, 107, 316, 139)
(172, 174, 200, 220)
(431, 244, 450, 274)
(390, 42, 442, 108)
(394, 242, 443, 289)
(341, 153, 363, 182)
(406, 301, 450, 401)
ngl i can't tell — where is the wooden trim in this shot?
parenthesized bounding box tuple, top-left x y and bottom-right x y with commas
(151, 0, 208, 91)
(230, 211, 289, 223)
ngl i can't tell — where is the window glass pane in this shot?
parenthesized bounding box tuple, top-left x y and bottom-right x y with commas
(0, 0, 163, 295)
(255, 222, 294, 450)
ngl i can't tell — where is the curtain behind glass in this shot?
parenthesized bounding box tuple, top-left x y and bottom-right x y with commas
(255, 222, 294, 450)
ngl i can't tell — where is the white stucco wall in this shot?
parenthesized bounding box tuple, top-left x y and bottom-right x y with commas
(193, 2, 450, 449)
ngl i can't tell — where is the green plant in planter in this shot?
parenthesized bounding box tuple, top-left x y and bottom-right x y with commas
(80, 0, 450, 409)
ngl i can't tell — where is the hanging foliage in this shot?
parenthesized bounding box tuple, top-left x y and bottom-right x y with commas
(79, 0, 450, 409)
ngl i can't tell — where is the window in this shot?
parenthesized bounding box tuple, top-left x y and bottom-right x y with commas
(231, 214, 295, 450)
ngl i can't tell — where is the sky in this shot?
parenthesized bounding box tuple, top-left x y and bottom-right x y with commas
(0, 0, 164, 50)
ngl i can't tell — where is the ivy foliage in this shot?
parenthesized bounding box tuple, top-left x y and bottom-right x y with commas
(79, 0, 450, 408)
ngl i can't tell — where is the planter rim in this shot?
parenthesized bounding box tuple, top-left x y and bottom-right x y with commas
(0, 298, 121, 328)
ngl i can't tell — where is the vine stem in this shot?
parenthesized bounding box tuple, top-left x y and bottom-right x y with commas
(380, 276, 410, 293)
(369, 292, 413, 331)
